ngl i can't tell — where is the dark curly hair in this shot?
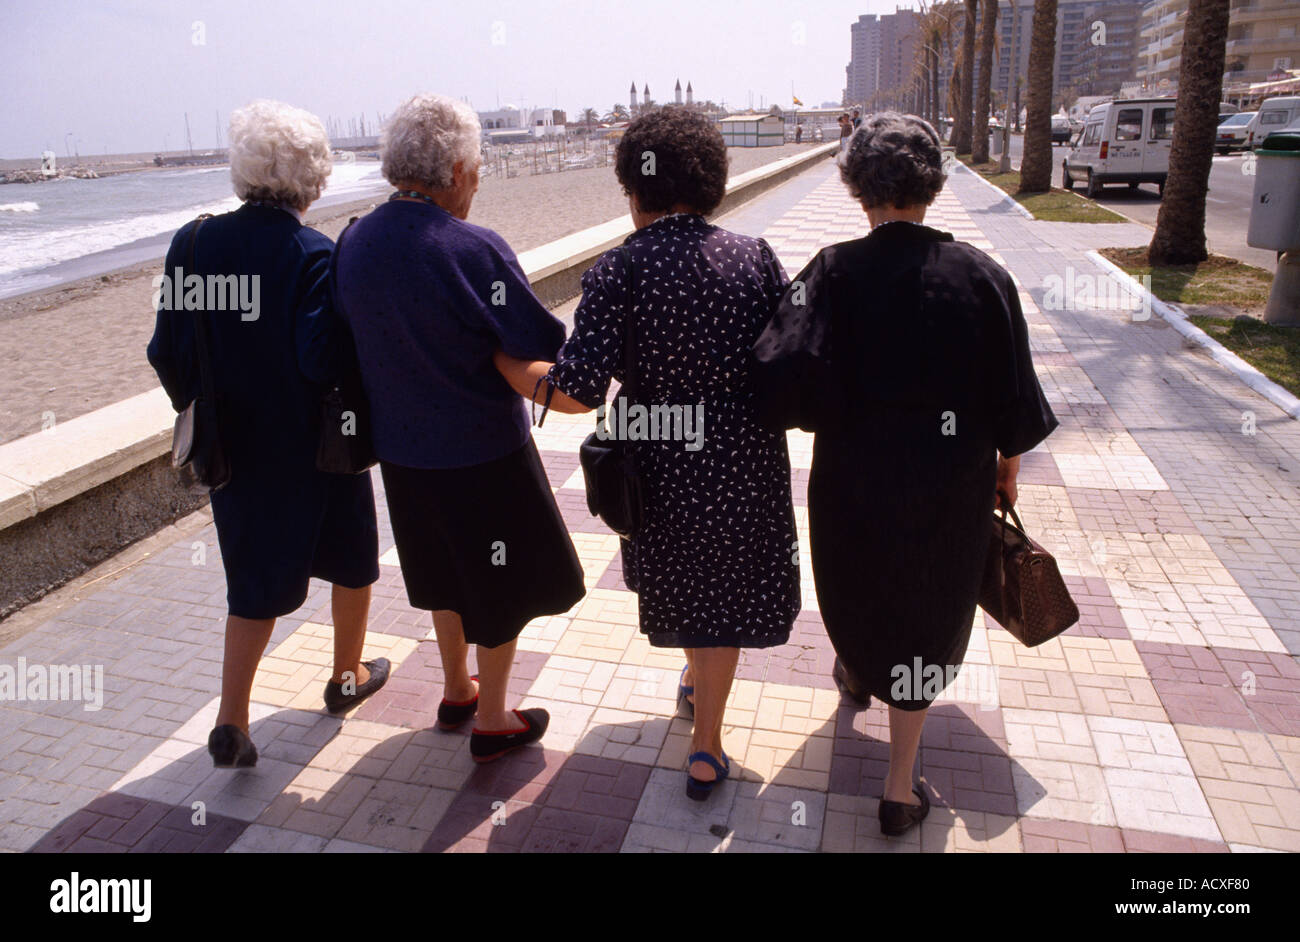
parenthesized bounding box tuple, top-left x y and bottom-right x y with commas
(837, 111, 946, 209)
(614, 107, 729, 215)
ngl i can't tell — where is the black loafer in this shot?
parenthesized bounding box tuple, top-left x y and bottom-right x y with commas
(437, 675, 480, 730)
(879, 785, 931, 836)
(324, 658, 391, 714)
(469, 708, 549, 763)
(208, 724, 258, 768)
(832, 657, 872, 706)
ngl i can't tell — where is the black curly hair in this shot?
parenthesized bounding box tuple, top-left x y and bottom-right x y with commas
(614, 107, 729, 215)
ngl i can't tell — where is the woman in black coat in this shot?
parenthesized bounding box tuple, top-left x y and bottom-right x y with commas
(755, 112, 1058, 835)
(147, 100, 387, 769)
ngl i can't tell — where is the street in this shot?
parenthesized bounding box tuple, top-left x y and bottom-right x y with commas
(997, 131, 1277, 272)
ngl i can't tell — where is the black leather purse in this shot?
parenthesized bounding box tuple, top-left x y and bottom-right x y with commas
(171, 214, 231, 493)
(577, 246, 644, 538)
(315, 216, 377, 475)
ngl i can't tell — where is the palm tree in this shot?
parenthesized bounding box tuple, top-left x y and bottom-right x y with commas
(1018, 0, 1058, 193)
(951, 0, 978, 152)
(1148, 0, 1232, 265)
(971, 0, 999, 163)
(602, 104, 629, 123)
(580, 107, 599, 135)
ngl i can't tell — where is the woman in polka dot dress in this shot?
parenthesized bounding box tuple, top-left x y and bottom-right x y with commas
(494, 108, 800, 800)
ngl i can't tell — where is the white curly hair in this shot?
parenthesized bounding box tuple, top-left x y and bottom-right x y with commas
(381, 93, 482, 189)
(228, 100, 332, 211)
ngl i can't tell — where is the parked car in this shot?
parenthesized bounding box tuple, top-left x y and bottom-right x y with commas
(1246, 97, 1300, 149)
(1216, 112, 1256, 153)
(1063, 98, 1176, 198)
(1051, 115, 1073, 144)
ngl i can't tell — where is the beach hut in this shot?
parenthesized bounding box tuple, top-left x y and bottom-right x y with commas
(718, 114, 783, 147)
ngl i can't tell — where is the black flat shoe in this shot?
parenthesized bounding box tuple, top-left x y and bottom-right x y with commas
(208, 725, 258, 768)
(469, 708, 549, 763)
(832, 657, 871, 706)
(324, 657, 391, 714)
(437, 675, 479, 730)
(879, 786, 930, 836)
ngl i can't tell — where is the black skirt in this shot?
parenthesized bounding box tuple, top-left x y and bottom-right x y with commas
(379, 440, 585, 648)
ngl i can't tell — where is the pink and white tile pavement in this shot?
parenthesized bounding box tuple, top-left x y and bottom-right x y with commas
(3, 161, 1298, 854)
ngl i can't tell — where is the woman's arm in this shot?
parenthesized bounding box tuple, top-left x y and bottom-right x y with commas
(492, 351, 593, 414)
(995, 454, 1021, 509)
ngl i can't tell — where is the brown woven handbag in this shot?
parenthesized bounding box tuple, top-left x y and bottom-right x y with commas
(978, 500, 1080, 647)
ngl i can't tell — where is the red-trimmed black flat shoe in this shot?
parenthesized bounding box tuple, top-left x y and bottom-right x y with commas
(437, 675, 480, 730)
(469, 708, 549, 763)
(879, 785, 931, 836)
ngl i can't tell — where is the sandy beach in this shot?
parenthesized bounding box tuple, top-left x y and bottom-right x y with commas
(0, 143, 822, 445)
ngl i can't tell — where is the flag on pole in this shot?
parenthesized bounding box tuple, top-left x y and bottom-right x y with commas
(792, 94, 804, 106)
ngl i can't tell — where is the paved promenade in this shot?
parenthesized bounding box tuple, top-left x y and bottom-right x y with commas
(2, 158, 1298, 853)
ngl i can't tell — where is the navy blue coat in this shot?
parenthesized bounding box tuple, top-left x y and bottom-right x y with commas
(147, 204, 378, 619)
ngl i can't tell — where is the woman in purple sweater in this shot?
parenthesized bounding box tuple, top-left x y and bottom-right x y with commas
(334, 94, 584, 763)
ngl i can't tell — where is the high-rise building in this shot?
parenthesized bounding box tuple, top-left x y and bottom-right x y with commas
(1224, 0, 1300, 86)
(843, 8, 921, 109)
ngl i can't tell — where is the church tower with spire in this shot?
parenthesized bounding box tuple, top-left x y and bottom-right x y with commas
(630, 81, 638, 112)
(675, 79, 682, 105)
(686, 81, 694, 106)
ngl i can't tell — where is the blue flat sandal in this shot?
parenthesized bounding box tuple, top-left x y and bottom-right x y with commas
(685, 750, 730, 801)
(677, 665, 695, 719)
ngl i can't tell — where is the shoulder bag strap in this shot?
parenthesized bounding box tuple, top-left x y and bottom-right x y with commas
(186, 214, 216, 407)
(618, 245, 636, 404)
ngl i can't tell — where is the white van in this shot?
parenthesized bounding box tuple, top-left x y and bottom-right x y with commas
(1062, 98, 1177, 198)
(1246, 97, 1300, 149)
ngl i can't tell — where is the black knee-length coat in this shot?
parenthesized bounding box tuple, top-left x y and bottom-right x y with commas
(754, 221, 1057, 708)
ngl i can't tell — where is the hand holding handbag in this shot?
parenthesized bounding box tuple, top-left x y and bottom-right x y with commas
(577, 246, 644, 538)
(978, 496, 1079, 647)
(171, 214, 231, 493)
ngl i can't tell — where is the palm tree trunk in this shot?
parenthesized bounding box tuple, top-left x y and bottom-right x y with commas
(972, 0, 999, 163)
(1149, 0, 1231, 265)
(1018, 0, 1059, 193)
(952, 0, 979, 153)
(930, 43, 941, 130)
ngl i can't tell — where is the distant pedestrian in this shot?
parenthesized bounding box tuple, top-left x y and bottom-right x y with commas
(839, 114, 852, 152)
(147, 99, 387, 770)
(852, 108, 862, 129)
(795, 122, 803, 143)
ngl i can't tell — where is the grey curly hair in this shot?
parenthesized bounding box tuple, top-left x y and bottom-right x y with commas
(836, 111, 946, 209)
(380, 93, 482, 190)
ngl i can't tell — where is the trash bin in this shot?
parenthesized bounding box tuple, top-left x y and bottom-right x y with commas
(1247, 132, 1300, 252)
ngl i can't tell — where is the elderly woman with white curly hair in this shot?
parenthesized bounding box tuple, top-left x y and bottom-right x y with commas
(755, 111, 1058, 836)
(334, 93, 584, 764)
(148, 99, 388, 770)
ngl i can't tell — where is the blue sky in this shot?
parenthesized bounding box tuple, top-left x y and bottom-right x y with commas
(1, 0, 914, 157)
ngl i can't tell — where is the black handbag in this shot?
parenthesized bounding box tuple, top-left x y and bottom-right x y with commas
(171, 214, 231, 493)
(315, 217, 377, 474)
(576, 246, 644, 538)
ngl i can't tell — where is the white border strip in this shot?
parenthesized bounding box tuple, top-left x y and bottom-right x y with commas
(1087, 249, 1300, 420)
(951, 161, 1034, 219)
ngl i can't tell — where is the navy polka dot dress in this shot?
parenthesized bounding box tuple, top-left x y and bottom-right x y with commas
(548, 213, 800, 648)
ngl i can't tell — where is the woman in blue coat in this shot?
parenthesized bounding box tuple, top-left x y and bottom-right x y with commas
(147, 100, 387, 769)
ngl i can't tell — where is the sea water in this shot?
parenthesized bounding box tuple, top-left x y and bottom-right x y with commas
(0, 160, 388, 299)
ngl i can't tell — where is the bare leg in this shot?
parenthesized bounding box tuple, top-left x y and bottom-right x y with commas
(329, 584, 372, 685)
(884, 705, 928, 805)
(431, 610, 479, 705)
(215, 615, 275, 731)
(682, 648, 696, 707)
(475, 638, 526, 732)
(688, 647, 739, 782)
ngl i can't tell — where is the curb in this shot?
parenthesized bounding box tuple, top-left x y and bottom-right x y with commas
(1087, 250, 1300, 420)
(952, 161, 1034, 219)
